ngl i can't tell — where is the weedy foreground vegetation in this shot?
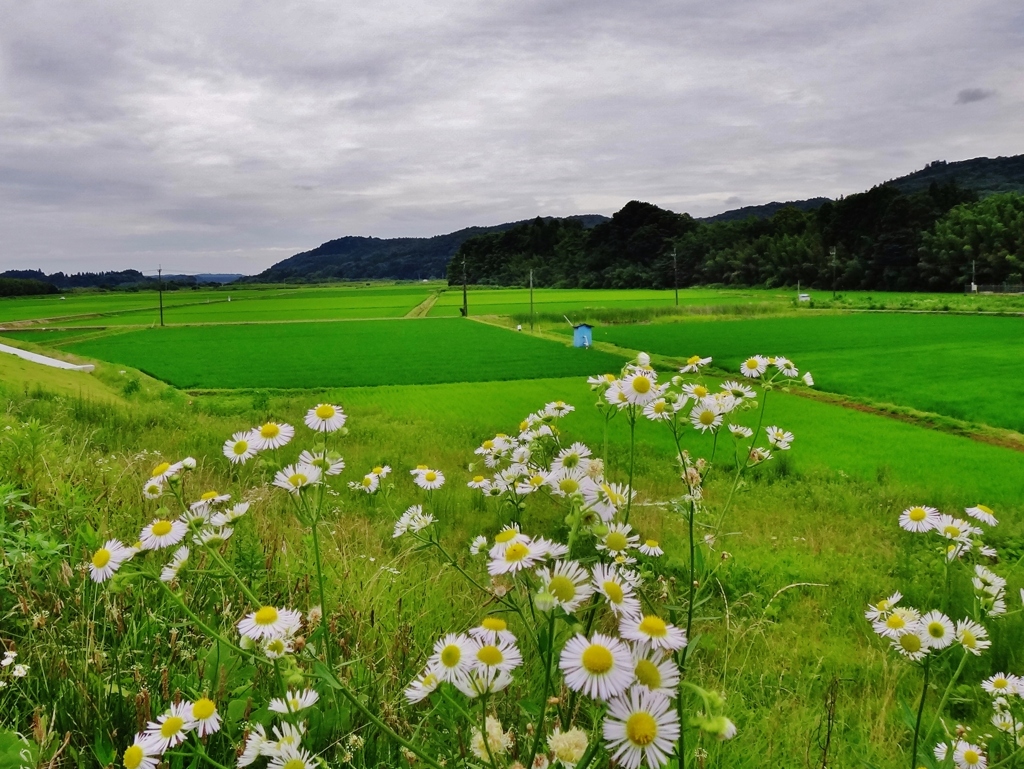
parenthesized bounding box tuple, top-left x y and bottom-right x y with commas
(0, 313, 1022, 769)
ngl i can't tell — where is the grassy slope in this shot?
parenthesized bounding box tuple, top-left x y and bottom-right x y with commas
(63, 319, 627, 389)
(588, 313, 1024, 433)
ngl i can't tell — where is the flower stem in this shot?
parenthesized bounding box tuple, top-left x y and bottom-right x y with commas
(526, 612, 557, 768)
(924, 650, 969, 744)
(623, 409, 637, 524)
(911, 656, 931, 769)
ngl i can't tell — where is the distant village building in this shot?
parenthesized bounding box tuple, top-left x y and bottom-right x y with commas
(573, 323, 593, 348)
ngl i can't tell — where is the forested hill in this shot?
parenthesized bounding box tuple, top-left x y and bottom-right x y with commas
(246, 215, 609, 283)
(449, 182, 1024, 292)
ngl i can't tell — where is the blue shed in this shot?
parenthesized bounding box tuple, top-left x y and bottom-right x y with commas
(572, 323, 593, 348)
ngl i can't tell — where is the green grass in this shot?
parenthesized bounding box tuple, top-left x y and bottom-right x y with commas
(63, 318, 626, 389)
(584, 313, 1024, 433)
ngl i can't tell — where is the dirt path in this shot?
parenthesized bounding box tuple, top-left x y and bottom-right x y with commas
(405, 291, 442, 318)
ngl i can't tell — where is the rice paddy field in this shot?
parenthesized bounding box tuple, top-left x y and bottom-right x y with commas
(1, 281, 1022, 769)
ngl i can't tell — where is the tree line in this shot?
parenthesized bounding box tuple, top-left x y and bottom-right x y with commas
(447, 184, 1024, 292)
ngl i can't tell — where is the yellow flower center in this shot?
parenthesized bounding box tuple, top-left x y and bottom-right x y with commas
(549, 575, 576, 602)
(151, 521, 172, 537)
(927, 621, 946, 638)
(964, 750, 980, 764)
(908, 507, 926, 521)
(653, 401, 666, 413)
(745, 359, 760, 370)
(315, 404, 335, 419)
(993, 677, 1008, 689)
(605, 532, 628, 552)
(473, 475, 485, 483)
(259, 423, 280, 438)
(494, 529, 518, 544)
(232, 441, 249, 455)
(151, 462, 170, 477)
(123, 745, 144, 769)
(373, 466, 384, 474)
(943, 525, 961, 538)
(288, 473, 307, 487)
(638, 615, 668, 638)
(192, 698, 216, 720)
(693, 385, 708, 397)
(481, 617, 507, 632)
(440, 644, 462, 668)
(160, 716, 184, 738)
(424, 471, 437, 482)
(92, 549, 111, 568)
(687, 355, 701, 365)
(699, 411, 716, 426)
(899, 633, 922, 654)
(558, 478, 579, 494)
(362, 476, 373, 487)
(634, 659, 662, 689)
(504, 543, 530, 562)
(632, 376, 651, 394)
(581, 644, 613, 674)
(961, 630, 977, 648)
(482, 440, 494, 450)
(476, 645, 504, 666)
(625, 712, 658, 746)
(603, 580, 624, 604)
(885, 614, 906, 630)
(254, 606, 279, 626)
(282, 759, 306, 769)
(201, 491, 219, 501)
(976, 504, 993, 514)
(416, 464, 428, 470)
(645, 539, 659, 549)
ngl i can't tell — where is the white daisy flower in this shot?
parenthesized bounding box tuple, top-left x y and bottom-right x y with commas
(546, 467, 597, 498)
(891, 627, 930, 661)
(262, 635, 294, 660)
(273, 463, 321, 495)
(621, 370, 661, 406)
(973, 565, 1006, 595)
(268, 721, 306, 755)
(588, 373, 618, 389)
(469, 616, 517, 645)
(413, 468, 445, 490)
(488, 524, 529, 558)
(620, 614, 687, 652)
(251, 422, 294, 451)
(630, 648, 680, 696)
(488, 538, 548, 575)
(535, 561, 595, 613)
(774, 357, 799, 377)
(299, 450, 345, 476)
(160, 546, 190, 583)
(405, 667, 441, 704)
(211, 502, 250, 526)
(952, 740, 986, 769)
(304, 403, 346, 433)
(551, 442, 593, 474)
(681, 382, 711, 399)
(89, 539, 133, 583)
(237, 606, 302, 641)
(469, 535, 488, 555)
(919, 610, 955, 649)
(592, 564, 642, 619)
(121, 733, 162, 769)
(720, 380, 756, 400)
(349, 473, 380, 493)
(597, 523, 640, 556)
(269, 688, 320, 714)
(189, 698, 220, 737)
(864, 591, 902, 621)
(740, 355, 769, 378)
(872, 607, 921, 639)
(223, 431, 256, 464)
(189, 490, 230, 517)
(144, 701, 195, 751)
(196, 526, 233, 547)
(428, 633, 474, 683)
(764, 426, 794, 448)
(965, 504, 998, 526)
(690, 401, 723, 433)
(268, 745, 316, 769)
(140, 518, 188, 551)
(142, 478, 165, 500)
(149, 461, 183, 482)
(603, 688, 680, 769)
(467, 475, 491, 491)
(638, 539, 663, 557)
(728, 424, 753, 439)
(454, 667, 514, 698)
(956, 619, 991, 655)
(899, 505, 941, 533)
(982, 673, 1021, 697)
(937, 515, 979, 541)
(237, 724, 269, 767)
(679, 355, 711, 373)
(470, 637, 523, 674)
(560, 632, 634, 701)
(582, 482, 631, 523)
(544, 400, 575, 418)
(393, 504, 436, 538)
(643, 398, 673, 421)
(802, 371, 814, 386)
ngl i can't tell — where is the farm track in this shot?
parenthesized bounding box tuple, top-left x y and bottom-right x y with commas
(468, 316, 1024, 455)
(405, 291, 442, 317)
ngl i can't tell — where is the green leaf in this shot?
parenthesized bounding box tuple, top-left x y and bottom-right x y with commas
(0, 731, 37, 769)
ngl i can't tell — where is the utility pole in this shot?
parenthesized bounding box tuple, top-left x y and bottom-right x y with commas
(158, 266, 165, 327)
(830, 246, 837, 299)
(672, 248, 679, 306)
(972, 259, 977, 293)
(529, 269, 534, 332)
(461, 254, 468, 318)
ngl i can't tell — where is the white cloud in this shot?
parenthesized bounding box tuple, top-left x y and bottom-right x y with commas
(0, 0, 1021, 273)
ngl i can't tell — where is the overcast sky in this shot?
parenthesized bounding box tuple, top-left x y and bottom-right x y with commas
(1, 1, 1021, 274)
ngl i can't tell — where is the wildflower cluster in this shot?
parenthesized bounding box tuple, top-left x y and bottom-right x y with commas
(869, 502, 1023, 768)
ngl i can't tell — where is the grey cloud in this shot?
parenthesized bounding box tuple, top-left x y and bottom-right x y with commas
(0, 0, 1022, 273)
(956, 88, 996, 104)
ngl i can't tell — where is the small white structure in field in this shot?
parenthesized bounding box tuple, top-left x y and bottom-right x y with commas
(798, 293, 811, 302)
(516, 324, 522, 331)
